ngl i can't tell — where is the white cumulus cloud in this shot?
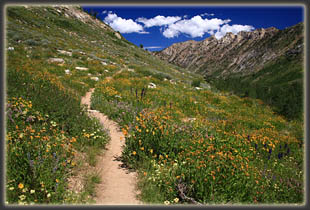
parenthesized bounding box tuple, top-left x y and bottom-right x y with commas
(104, 13, 147, 34)
(214, 24, 255, 39)
(162, 15, 231, 38)
(201, 12, 215, 17)
(136, 15, 181, 28)
(144, 46, 163, 49)
(102, 12, 254, 39)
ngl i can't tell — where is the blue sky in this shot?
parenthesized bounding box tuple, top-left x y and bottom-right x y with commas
(81, 6, 304, 51)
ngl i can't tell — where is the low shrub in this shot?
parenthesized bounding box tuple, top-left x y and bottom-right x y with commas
(191, 79, 201, 87)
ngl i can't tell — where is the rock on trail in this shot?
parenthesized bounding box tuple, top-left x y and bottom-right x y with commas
(81, 88, 141, 205)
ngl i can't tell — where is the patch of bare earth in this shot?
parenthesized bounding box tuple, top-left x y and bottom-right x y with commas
(80, 88, 142, 205)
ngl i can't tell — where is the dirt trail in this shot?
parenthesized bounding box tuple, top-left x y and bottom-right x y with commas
(81, 88, 141, 205)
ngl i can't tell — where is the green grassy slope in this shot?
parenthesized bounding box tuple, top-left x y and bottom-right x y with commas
(5, 6, 304, 205)
(208, 53, 303, 120)
(91, 67, 304, 204)
(5, 5, 203, 204)
(205, 23, 304, 120)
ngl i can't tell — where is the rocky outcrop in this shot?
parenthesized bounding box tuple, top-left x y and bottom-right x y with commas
(47, 58, 65, 64)
(154, 23, 303, 78)
(53, 6, 112, 31)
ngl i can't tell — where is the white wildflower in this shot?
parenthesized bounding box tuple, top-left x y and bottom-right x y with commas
(19, 195, 26, 201)
(164, 200, 170, 205)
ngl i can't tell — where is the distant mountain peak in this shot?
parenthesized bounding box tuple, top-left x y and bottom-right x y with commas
(154, 23, 302, 77)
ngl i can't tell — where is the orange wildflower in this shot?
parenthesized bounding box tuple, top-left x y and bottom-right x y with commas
(18, 183, 24, 189)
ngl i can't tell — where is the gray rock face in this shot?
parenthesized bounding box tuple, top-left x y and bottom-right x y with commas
(57, 49, 72, 56)
(114, 32, 122, 39)
(53, 6, 112, 31)
(90, 77, 99, 81)
(75, 66, 89, 71)
(48, 58, 65, 63)
(154, 24, 303, 78)
(148, 83, 156, 89)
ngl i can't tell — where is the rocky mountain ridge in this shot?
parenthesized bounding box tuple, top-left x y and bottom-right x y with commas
(154, 23, 303, 78)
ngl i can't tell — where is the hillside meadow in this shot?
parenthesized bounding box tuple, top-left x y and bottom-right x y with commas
(91, 70, 304, 204)
(5, 6, 305, 205)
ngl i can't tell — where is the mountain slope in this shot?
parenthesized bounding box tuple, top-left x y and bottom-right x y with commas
(154, 23, 303, 77)
(154, 23, 304, 119)
(6, 5, 304, 205)
(5, 5, 205, 204)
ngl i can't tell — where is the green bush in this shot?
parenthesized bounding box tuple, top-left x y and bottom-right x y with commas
(191, 79, 201, 87)
(153, 72, 172, 81)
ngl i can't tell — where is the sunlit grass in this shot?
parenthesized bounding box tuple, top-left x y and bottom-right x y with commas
(6, 5, 304, 205)
(92, 71, 304, 204)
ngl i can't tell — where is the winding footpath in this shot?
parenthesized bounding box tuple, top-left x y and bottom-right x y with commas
(81, 88, 141, 205)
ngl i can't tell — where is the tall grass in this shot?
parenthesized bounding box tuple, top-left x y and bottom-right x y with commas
(6, 65, 109, 204)
(6, 5, 304, 205)
(92, 71, 304, 204)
